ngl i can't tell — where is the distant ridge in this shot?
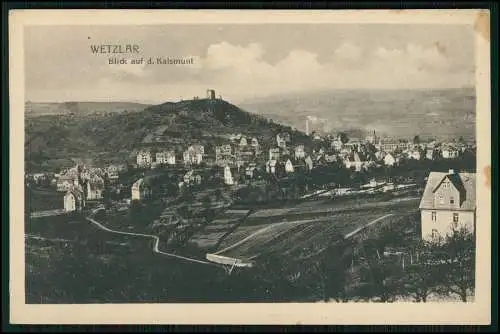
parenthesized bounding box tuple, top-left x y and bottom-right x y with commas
(239, 87, 476, 141)
(25, 101, 151, 117)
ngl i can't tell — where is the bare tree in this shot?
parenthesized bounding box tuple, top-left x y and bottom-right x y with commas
(432, 225, 475, 302)
(402, 241, 439, 302)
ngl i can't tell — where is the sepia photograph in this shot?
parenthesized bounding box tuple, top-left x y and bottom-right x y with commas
(9, 9, 491, 325)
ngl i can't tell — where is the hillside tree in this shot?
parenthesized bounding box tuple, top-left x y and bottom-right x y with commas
(339, 132, 349, 144)
(432, 225, 475, 302)
(402, 241, 440, 302)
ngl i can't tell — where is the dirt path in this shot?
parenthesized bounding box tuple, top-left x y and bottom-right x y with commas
(85, 212, 221, 268)
(343, 214, 394, 239)
(25, 234, 73, 243)
(30, 209, 65, 218)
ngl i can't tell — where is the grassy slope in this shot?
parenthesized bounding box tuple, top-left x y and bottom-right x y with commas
(25, 216, 291, 303)
(216, 196, 420, 259)
(27, 187, 65, 212)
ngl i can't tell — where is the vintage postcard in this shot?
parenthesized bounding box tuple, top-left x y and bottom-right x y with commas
(9, 9, 491, 325)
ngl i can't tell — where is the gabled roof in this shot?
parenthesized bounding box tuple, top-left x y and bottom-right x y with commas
(157, 150, 175, 155)
(347, 152, 366, 162)
(432, 173, 466, 195)
(132, 178, 144, 189)
(65, 186, 84, 202)
(419, 171, 476, 211)
(186, 144, 204, 153)
(87, 176, 104, 189)
(384, 153, 395, 159)
(365, 152, 377, 161)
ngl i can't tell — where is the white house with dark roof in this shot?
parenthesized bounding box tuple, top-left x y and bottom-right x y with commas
(344, 152, 366, 171)
(304, 156, 314, 172)
(215, 144, 233, 166)
(384, 153, 397, 166)
(245, 164, 258, 179)
(156, 151, 176, 165)
(183, 145, 204, 165)
(57, 175, 77, 192)
(85, 176, 104, 200)
(426, 148, 438, 160)
(239, 136, 248, 147)
(376, 139, 399, 153)
(269, 147, 281, 161)
(183, 170, 202, 185)
(224, 165, 235, 185)
(331, 137, 343, 151)
(407, 149, 423, 161)
(136, 150, 152, 168)
(131, 178, 152, 201)
(419, 170, 476, 241)
(276, 132, 291, 148)
(295, 145, 306, 159)
(375, 150, 387, 161)
(441, 145, 460, 159)
(266, 160, 278, 174)
(64, 186, 85, 212)
(284, 159, 295, 173)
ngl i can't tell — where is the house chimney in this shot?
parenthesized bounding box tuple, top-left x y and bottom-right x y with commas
(448, 169, 455, 175)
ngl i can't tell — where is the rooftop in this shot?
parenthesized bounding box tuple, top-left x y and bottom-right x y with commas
(419, 170, 476, 211)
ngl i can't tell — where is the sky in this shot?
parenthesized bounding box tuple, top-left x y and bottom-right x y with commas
(24, 24, 475, 104)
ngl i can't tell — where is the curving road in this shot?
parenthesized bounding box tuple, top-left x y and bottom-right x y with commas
(86, 209, 221, 268)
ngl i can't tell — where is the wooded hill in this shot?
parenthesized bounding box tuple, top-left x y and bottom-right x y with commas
(25, 98, 308, 172)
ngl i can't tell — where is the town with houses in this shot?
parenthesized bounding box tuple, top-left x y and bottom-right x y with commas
(18, 13, 487, 308)
(27, 120, 476, 242)
(25, 90, 477, 303)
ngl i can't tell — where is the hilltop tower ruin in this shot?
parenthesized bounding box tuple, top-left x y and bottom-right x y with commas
(206, 89, 216, 100)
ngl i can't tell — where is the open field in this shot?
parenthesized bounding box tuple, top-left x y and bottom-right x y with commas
(212, 195, 420, 263)
(27, 187, 64, 212)
(25, 215, 236, 303)
(242, 196, 419, 226)
(28, 214, 329, 303)
(25, 197, 430, 304)
(189, 209, 251, 250)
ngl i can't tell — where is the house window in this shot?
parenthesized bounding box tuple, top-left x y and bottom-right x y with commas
(450, 196, 455, 205)
(437, 193, 444, 205)
(431, 229, 439, 239)
(431, 211, 436, 221)
(453, 213, 459, 223)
